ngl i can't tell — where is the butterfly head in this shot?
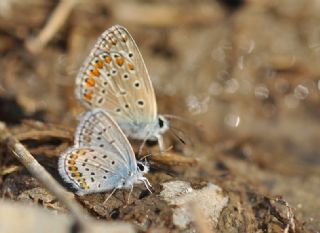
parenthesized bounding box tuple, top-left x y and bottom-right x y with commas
(122, 162, 149, 189)
(136, 160, 152, 193)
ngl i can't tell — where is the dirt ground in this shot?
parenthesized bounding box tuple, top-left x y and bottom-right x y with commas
(0, 0, 319, 232)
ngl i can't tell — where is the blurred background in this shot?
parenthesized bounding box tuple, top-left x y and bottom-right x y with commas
(0, 0, 319, 232)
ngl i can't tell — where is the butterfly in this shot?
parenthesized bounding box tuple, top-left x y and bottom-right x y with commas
(75, 25, 169, 151)
(58, 108, 151, 199)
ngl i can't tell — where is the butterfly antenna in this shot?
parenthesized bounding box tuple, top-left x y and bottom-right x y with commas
(150, 145, 173, 157)
(169, 127, 186, 145)
(164, 114, 200, 145)
(141, 177, 152, 193)
(163, 114, 199, 128)
(138, 133, 151, 157)
(139, 153, 152, 161)
(170, 125, 194, 148)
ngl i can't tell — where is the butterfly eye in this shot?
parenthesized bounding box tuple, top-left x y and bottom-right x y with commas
(158, 117, 164, 128)
(137, 162, 144, 171)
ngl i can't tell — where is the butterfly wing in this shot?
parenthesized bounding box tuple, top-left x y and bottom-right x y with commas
(74, 108, 136, 170)
(75, 25, 157, 128)
(58, 147, 130, 195)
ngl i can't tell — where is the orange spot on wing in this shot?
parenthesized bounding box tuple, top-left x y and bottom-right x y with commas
(105, 56, 111, 64)
(95, 60, 103, 69)
(68, 160, 75, 165)
(116, 57, 124, 66)
(128, 63, 134, 70)
(69, 166, 77, 172)
(74, 172, 81, 178)
(79, 179, 89, 189)
(89, 69, 100, 76)
(70, 154, 78, 159)
(83, 92, 93, 101)
(80, 183, 87, 189)
(85, 77, 95, 87)
(79, 150, 87, 156)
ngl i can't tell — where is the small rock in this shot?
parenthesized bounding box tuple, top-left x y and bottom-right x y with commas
(160, 180, 228, 230)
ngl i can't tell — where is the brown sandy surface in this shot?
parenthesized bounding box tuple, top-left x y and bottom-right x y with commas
(0, 0, 319, 232)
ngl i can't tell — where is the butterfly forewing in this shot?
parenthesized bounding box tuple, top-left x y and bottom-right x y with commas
(74, 108, 136, 170)
(58, 147, 129, 195)
(76, 25, 157, 127)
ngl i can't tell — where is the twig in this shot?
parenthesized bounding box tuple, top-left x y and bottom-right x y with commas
(15, 129, 73, 141)
(0, 165, 20, 176)
(26, 142, 70, 157)
(0, 121, 88, 230)
(25, 0, 78, 53)
(150, 152, 197, 166)
(110, 2, 224, 27)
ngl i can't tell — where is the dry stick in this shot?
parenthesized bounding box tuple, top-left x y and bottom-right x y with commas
(15, 129, 73, 141)
(25, 0, 78, 53)
(110, 2, 224, 27)
(0, 122, 88, 230)
(150, 152, 197, 166)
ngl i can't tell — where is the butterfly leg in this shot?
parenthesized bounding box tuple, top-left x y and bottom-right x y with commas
(157, 135, 165, 153)
(140, 177, 152, 193)
(145, 178, 152, 190)
(138, 137, 148, 157)
(103, 187, 118, 205)
(127, 184, 134, 204)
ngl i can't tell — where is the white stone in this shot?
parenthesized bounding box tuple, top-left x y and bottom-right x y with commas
(160, 181, 229, 230)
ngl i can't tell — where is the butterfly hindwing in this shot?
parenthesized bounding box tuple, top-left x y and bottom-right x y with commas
(74, 108, 137, 170)
(58, 147, 129, 195)
(75, 25, 157, 127)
